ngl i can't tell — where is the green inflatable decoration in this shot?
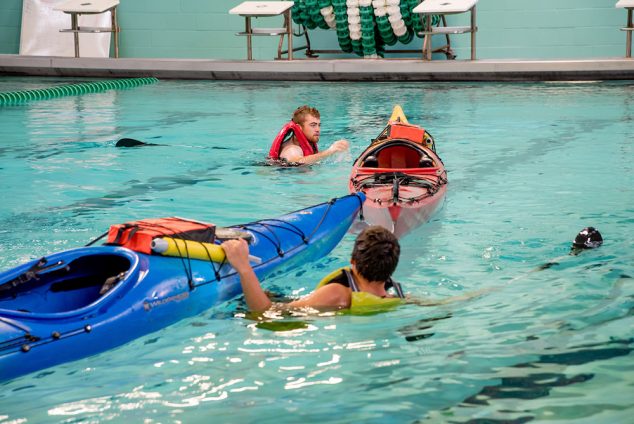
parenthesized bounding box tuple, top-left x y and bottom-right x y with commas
(0, 77, 159, 106)
(292, 0, 440, 58)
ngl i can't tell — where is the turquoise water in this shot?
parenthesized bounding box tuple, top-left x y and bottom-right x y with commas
(0, 77, 633, 423)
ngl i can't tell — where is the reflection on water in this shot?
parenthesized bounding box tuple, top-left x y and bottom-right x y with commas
(398, 313, 452, 342)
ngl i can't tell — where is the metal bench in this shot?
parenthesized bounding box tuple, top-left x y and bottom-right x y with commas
(413, 0, 479, 60)
(616, 0, 634, 58)
(54, 0, 120, 58)
(229, 1, 295, 60)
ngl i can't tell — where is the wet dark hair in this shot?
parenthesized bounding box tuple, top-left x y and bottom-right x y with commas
(351, 226, 400, 282)
(292, 105, 320, 125)
(572, 227, 603, 250)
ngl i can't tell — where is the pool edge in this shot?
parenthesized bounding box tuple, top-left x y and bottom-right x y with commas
(1, 55, 634, 81)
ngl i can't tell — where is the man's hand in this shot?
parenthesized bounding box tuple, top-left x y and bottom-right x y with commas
(221, 238, 272, 312)
(327, 139, 349, 153)
(294, 139, 350, 165)
(221, 239, 252, 272)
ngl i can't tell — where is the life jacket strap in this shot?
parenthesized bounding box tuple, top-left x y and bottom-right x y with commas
(344, 269, 405, 298)
(342, 268, 360, 292)
(388, 278, 405, 299)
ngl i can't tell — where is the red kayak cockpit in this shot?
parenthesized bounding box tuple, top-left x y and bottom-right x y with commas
(355, 139, 442, 175)
(360, 140, 437, 169)
(353, 117, 441, 173)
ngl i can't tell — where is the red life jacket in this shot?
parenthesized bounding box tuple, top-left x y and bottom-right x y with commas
(268, 121, 318, 160)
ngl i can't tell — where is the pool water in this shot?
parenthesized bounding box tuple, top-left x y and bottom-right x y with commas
(0, 77, 633, 423)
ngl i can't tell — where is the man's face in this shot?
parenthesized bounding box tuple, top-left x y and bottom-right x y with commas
(300, 115, 320, 144)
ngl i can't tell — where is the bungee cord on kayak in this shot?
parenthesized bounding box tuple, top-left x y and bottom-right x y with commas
(352, 171, 447, 205)
(0, 194, 365, 382)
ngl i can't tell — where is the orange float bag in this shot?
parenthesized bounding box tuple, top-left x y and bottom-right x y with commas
(106, 217, 216, 254)
(388, 124, 426, 145)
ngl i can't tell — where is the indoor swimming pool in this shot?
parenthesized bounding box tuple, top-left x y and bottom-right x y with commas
(0, 77, 632, 423)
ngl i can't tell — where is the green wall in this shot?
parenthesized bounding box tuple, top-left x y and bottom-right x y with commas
(0, 0, 21, 55)
(0, 0, 628, 60)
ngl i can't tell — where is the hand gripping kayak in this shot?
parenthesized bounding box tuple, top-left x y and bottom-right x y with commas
(151, 237, 262, 264)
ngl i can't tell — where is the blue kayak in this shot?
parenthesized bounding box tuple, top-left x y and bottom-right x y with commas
(0, 193, 364, 382)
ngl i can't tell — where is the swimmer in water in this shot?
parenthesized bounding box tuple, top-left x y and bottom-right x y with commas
(222, 225, 404, 313)
(570, 226, 603, 254)
(531, 227, 603, 271)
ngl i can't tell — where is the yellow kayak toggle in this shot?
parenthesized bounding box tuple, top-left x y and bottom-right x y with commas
(151, 237, 261, 264)
(388, 104, 409, 124)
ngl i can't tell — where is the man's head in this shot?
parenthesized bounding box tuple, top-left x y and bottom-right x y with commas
(292, 105, 321, 144)
(571, 227, 602, 254)
(351, 225, 400, 282)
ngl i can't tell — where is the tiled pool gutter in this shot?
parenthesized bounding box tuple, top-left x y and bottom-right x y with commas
(1, 55, 633, 81)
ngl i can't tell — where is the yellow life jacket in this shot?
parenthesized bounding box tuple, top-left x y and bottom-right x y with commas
(315, 267, 404, 315)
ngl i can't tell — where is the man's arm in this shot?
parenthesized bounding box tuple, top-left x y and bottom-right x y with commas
(221, 239, 272, 312)
(283, 140, 350, 165)
(222, 239, 351, 312)
(286, 283, 351, 311)
(279, 144, 304, 162)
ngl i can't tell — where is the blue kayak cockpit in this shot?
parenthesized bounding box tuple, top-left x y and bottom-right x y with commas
(0, 247, 140, 317)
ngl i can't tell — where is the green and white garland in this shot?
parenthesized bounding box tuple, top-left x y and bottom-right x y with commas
(291, 0, 440, 57)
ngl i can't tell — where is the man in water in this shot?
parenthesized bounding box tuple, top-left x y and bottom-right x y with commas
(274, 105, 349, 165)
(570, 226, 603, 254)
(529, 227, 603, 272)
(221, 225, 402, 312)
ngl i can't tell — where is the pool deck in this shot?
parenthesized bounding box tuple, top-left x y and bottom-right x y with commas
(1, 54, 633, 81)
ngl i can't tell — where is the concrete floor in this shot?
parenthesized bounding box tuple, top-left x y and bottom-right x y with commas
(1, 54, 634, 81)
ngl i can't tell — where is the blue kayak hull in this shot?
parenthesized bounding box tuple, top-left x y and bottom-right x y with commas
(0, 194, 364, 382)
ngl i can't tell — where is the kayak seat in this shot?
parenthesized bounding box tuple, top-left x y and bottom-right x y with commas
(362, 155, 379, 168)
(0, 254, 128, 313)
(24, 254, 131, 313)
(419, 157, 434, 168)
(50, 255, 129, 293)
(377, 145, 422, 169)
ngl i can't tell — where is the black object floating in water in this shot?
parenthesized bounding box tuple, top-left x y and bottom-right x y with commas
(572, 227, 603, 249)
(115, 138, 160, 148)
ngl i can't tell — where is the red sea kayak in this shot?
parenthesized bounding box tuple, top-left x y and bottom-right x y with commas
(349, 106, 447, 238)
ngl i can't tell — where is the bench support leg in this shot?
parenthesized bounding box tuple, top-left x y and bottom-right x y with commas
(424, 14, 432, 60)
(71, 13, 80, 58)
(471, 6, 476, 60)
(112, 7, 119, 58)
(625, 9, 632, 58)
(440, 16, 455, 60)
(286, 10, 293, 60)
(246, 17, 253, 60)
(276, 12, 294, 60)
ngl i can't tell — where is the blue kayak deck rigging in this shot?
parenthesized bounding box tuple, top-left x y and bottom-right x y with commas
(0, 193, 365, 382)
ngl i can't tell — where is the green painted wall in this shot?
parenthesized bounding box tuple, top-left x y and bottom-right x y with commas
(0, 0, 628, 60)
(0, 0, 22, 55)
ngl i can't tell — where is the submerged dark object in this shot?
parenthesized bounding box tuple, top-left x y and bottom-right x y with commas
(115, 138, 160, 147)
